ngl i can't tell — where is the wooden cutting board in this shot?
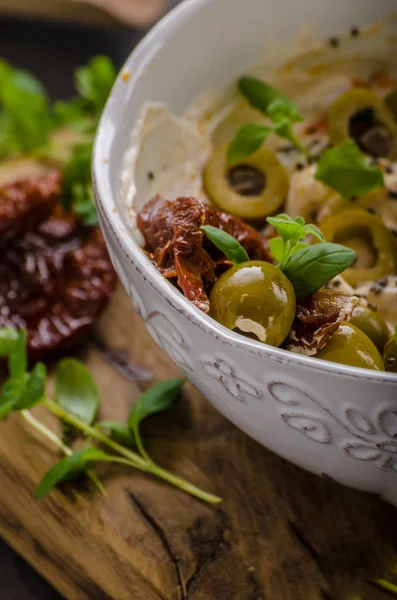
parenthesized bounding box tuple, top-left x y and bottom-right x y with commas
(1, 283, 397, 600)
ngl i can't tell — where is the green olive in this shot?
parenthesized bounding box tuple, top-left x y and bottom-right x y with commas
(204, 145, 289, 220)
(320, 209, 397, 287)
(383, 337, 397, 372)
(316, 322, 384, 370)
(209, 261, 295, 347)
(349, 304, 390, 351)
(328, 88, 397, 159)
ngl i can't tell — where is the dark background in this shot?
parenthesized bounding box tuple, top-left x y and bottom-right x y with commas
(0, 3, 176, 598)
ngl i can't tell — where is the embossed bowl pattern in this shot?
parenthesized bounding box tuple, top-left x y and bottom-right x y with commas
(93, 0, 397, 504)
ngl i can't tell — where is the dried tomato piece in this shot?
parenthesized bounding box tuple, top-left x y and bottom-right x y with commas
(0, 170, 61, 244)
(285, 289, 359, 356)
(173, 196, 216, 312)
(137, 195, 270, 312)
(0, 211, 117, 357)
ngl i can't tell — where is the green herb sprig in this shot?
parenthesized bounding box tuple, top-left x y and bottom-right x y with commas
(315, 140, 384, 198)
(228, 76, 308, 163)
(0, 56, 116, 225)
(200, 215, 356, 299)
(0, 329, 220, 504)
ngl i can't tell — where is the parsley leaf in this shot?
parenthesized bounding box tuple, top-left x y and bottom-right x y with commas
(315, 140, 384, 198)
(0, 60, 53, 155)
(75, 56, 116, 116)
(200, 225, 249, 264)
(62, 141, 98, 225)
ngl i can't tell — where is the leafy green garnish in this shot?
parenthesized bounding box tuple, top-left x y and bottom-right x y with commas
(238, 77, 303, 123)
(0, 329, 220, 504)
(62, 141, 98, 225)
(129, 378, 185, 460)
(228, 76, 307, 162)
(0, 60, 53, 157)
(74, 56, 116, 117)
(200, 225, 249, 264)
(267, 214, 325, 269)
(283, 242, 356, 298)
(55, 358, 100, 426)
(227, 123, 273, 163)
(0, 56, 116, 225)
(97, 422, 137, 447)
(315, 140, 384, 198)
(35, 447, 108, 499)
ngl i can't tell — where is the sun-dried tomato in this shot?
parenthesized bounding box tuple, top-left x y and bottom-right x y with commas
(137, 195, 271, 312)
(285, 289, 358, 356)
(0, 170, 61, 244)
(0, 209, 117, 357)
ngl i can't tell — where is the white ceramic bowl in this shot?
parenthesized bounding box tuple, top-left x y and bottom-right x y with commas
(93, 0, 397, 505)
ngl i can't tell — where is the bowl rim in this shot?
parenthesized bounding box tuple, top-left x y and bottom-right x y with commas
(92, 0, 397, 384)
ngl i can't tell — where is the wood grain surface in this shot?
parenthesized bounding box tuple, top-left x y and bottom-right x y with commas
(1, 284, 397, 600)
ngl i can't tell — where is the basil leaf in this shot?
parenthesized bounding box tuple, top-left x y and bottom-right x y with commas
(268, 237, 284, 263)
(55, 358, 100, 425)
(315, 140, 384, 198)
(227, 123, 272, 163)
(15, 363, 46, 410)
(267, 214, 305, 242)
(238, 76, 303, 123)
(128, 378, 185, 434)
(98, 422, 136, 447)
(283, 243, 356, 298)
(35, 447, 107, 499)
(268, 238, 308, 264)
(200, 225, 249, 264)
(303, 223, 326, 243)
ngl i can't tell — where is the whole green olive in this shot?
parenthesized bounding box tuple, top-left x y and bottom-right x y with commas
(349, 304, 390, 352)
(209, 261, 296, 347)
(316, 322, 384, 370)
(383, 337, 397, 373)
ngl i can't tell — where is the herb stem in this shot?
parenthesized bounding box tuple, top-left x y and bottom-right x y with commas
(373, 579, 397, 594)
(22, 410, 72, 455)
(42, 399, 221, 504)
(21, 410, 106, 496)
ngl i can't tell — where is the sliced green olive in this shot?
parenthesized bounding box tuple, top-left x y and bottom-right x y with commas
(383, 336, 397, 372)
(316, 322, 384, 370)
(209, 261, 295, 347)
(328, 88, 397, 160)
(204, 145, 289, 220)
(349, 304, 390, 351)
(320, 209, 397, 287)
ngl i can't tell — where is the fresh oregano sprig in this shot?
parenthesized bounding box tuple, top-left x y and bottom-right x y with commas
(228, 76, 308, 163)
(0, 329, 221, 504)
